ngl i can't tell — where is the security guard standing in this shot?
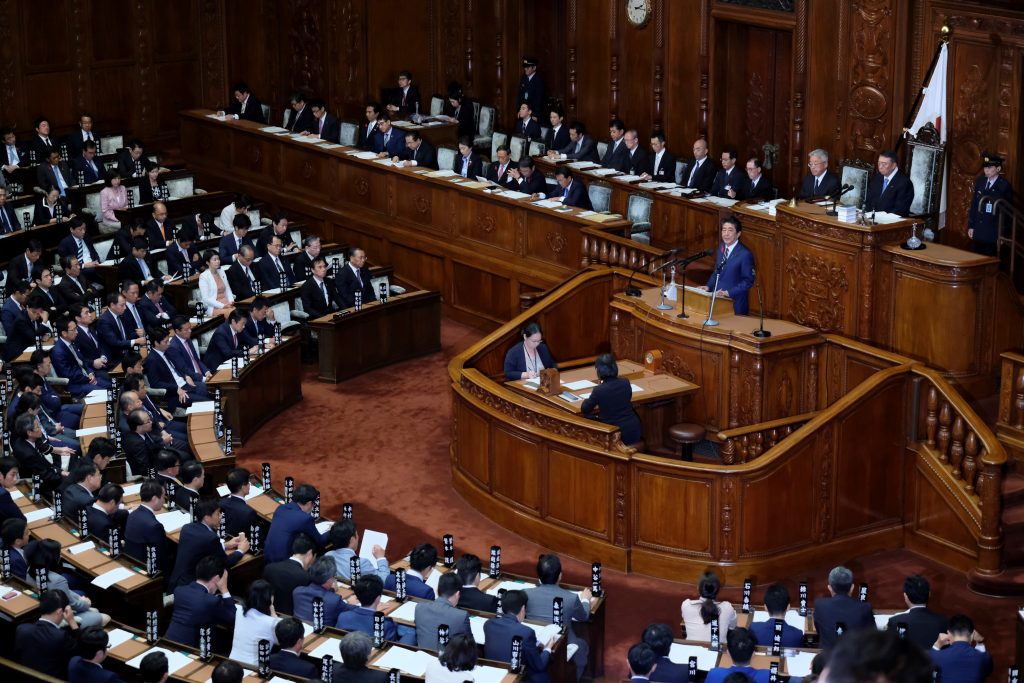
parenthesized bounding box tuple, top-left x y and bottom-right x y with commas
(968, 152, 1013, 256)
(516, 57, 545, 118)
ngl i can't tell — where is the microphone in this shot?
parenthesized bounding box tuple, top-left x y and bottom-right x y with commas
(751, 266, 771, 338)
(624, 249, 680, 297)
(825, 184, 855, 216)
(681, 248, 714, 267)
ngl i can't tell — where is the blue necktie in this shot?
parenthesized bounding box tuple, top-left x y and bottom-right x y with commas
(882, 176, 890, 194)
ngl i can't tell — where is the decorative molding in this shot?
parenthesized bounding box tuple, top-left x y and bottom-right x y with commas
(136, 0, 151, 135)
(846, 0, 897, 156)
(785, 253, 850, 332)
(546, 230, 567, 254)
(720, 477, 735, 561)
(614, 463, 626, 546)
(816, 425, 834, 542)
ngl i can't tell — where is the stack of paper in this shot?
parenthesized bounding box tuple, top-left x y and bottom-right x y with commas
(373, 648, 434, 677)
(74, 426, 107, 438)
(307, 637, 345, 661)
(533, 199, 564, 209)
(667, 642, 717, 670)
(352, 151, 380, 160)
(426, 169, 457, 177)
(25, 508, 55, 523)
(786, 651, 817, 677)
(186, 401, 215, 414)
(358, 530, 388, 561)
(260, 126, 289, 134)
(126, 647, 194, 673)
(836, 206, 858, 223)
(388, 600, 418, 622)
(92, 566, 137, 589)
(588, 168, 620, 177)
(155, 510, 191, 533)
(498, 190, 531, 200)
(216, 483, 265, 500)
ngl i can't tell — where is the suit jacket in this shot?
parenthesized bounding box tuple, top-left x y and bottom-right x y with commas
(15, 620, 75, 678)
(64, 129, 102, 158)
(748, 618, 805, 649)
(117, 150, 144, 178)
(144, 350, 190, 406)
(220, 494, 258, 538)
(291, 251, 317, 280)
(968, 175, 1014, 243)
(509, 171, 546, 196)
(444, 102, 476, 138)
(1, 296, 24, 333)
(333, 666, 389, 683)
(124, 505, 169, 574)
(62, 482, 95, 522)
(0, 203, 19, 234)
(458, 586, 498, 613)
(486, 159, 513, 186)
(622, 147, 650, 176)
(69, 155, 105, 185)
(517, 74, 545, 110)
(118, 254, 163, 283)
(166, 243, 201, 277)
(929, 642, 993, 683)
(335, 264, 377, 310)
(262, 558, 310, 615)
(122, 432, 161, 478)
(336, 605, 410, 644)
(372, 128, 406, 157)
(515, 118, 542, 141)
(711, 166, 749, 199)
(557, 179, 593, 210)
(545, 126, 570, 155)
(706, 666, 770, 683)
(33, 197, 71, 225)
(812, 593, 875, 649)
(358, 120, 379, 150)
(137, 294, 176, 328)
(166, 334, 209, 382)
(799, 170, 841, 199)
(863, 170, 914, 216)
(56, 275, 92, 309)
(226, 94, 265, 123)
(0, 488, 26, 523)
(399, 140, 439, 169)
(650, 655, 688, 683)
(244, 315, 275, 341)
(300, 276, 341, 319)
(1, 309, 42, 362)
(314, 114, 341, 143)
(683, 158, 717, 192)
(707, 241, 755, 315)
(68, 656, 125, 683)
(36, 162, 73, 193)
(293, 582, 349, 625)
(559, 135, 600, 163)
(745, 175, 775, 201)
(601, 139, 630, 172)
(648, 151, 677, 183)
(13, 438, 63, 494)
(218, 233, 256, 263)
(384, 572, 435, 600)
(524, 582, 590, 673)
(268, 650, 318, 679)
(226, 260, 259, 300)
(145, 219, 171, 249)
(453, 152, 484, 179)
(414, 598, 472, 650)
(96, 309, 133, 365)
(886, 606, 947, 652)
(202, 323, 252, 372)
(258, 253, 295, 290)
(580, 377, 642, 445)
(388, 84, 421, 116)
(168, 521, 242, 590)
(288, 106, 316, 134)
(165, 581, 237, 646)
(85, 504, 117, 542)
(58, 234, 101, 264)
(72, 325, 104, 370)
(483, 613, 551, 683)
(503, 341, 557, 380)
(265, 501, 328, 562)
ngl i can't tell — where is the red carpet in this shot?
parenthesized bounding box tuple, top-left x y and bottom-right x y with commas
(238, 319, 1020, 678)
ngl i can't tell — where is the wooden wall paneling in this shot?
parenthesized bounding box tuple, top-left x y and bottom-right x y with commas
(662, 1, 707, 152)
(546, 448, 613, 540)
(224, 1, 277, 118)
(737, 447, 817, 557)
(632, 464, 715, 558)
(572, 0, 612, 139)
(615, 1, 654, 139)
(365, 0, 435, 114)
(491, 426, 543, 513)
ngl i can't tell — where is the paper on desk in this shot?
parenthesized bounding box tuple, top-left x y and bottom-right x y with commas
(629, 384, 644, 392)
(155, 509, 191, 532)
(869, 211, 904, 224)
(374, 648, 433, 677)
(473, 665, 509, 683)
(373, 158, 395, 166)
(206, 114, 228, 121)
(106, 628, 137, 650)
(216, 484, 265, 500)
(260, 126, 289, 134)
(752, 610, 805, 631)
(10, 489, 23, 500)
(527, 623, 561, 643)
(92, 566, 136, 589)
(617, 174, 643, 183)
(127, 646, 194, 673)
(307, 636, 344, 661)
(122, 483, 142, 496)
(69, 541, 96, 555)
(568, 161, 599, 170)
(425, 567, 442, 592)
(564, 380, 596, 391)
(578, 392, 591, 399)
(426, 169, 457, 177)
(533, 199, 564, 209)
(321, 143, 344, 150)
(588, 168, 621, 176)
(86, 388, 108, 401)
(353, 151, 379, 160)
(186, 401, 216, 414)
(786, 651, 817, 678)
(576, 210, 596, 217)
(25, 507, 54, 522)
(61, 455, 71, 471)
(389, 600, 418, 622)
(470, 615, 488, 642)
(498, 190, 531, 200)
(566, 643, 579, 661)
(667, 642, 717, 670)
(422, 120, 445, 127)
(873, 614, 890, 630)
(358, 529, 388, 561)
(640, 182, 678, 190)
(74, 426, 107, 437)
(485, 579, 534, 596)
(315, 520, 333, 535)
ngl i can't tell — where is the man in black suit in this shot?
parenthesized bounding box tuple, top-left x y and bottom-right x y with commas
(15, 589, 78, 678)
(358, 103, 380, 150)
(307, 98, 341, 143)
(643, 622, 689, 683)
(12, 413, 67, 496)
(3, 294, 48, 362)
(28, 116, 55, 163)
(138, 279, 176, 328)
(287, 92, 316, 134)
(58, 218, 101, 269)
(799, 148, 840, 199)
(124, 479, 170, 572)
(119, 237, 167, 284)
(2, 128, 25, 180)
(514, 102, 542, 140)
(67, 625, 123, 683)
(441, 90, 476, 138)
(711, 147, 748, 199)
(168, 498, 249, 590)
(395, 131, 438, 169)
(813, 565, 875, 649)
(246, 298, 278, 341)
(201, 310, 255, 371)
(545, 108, 570, 155)
(0, 186, 19, 234)
(122, 409, 163, 477)
(259, 234, 295, 290)
(487, 145, 514, 186)
(371, 115, 405, 158)
(553, 167, 592, 210)
(684, 138, 717, 192)
(226, 244, 260, 300)
(146, 200, 172, 248)
(221, 81, 265, 122)
(64, 113, 100, 158)
(333, 631, 389, 683)
(863, 150, 915, 216)
(886, 574, 947, 651)
(269, 618, 319, 678)
(166, 228, 202, 277)
(69, 140, 105, 185)
(550, 122, 600, 163)
(621, 129, 650, 175)
(62, 461, 101, 522)
(262, 533, 316, 615)
(744, 158, 775, 200)
(258, 211, 299, 256)
(455, 553, 499, 612)
(453, 137, 484, 179)
(37, 149, 73, 197)
(517, 57, 545, 113)
(386, 71, 420, 117)
(336, 247, 377, 310)
(483, 590, 554, 682)
(220, 467, 258, 538)
(165, 556, 237, 647)
(57, 257, 98, 310)
(117, 139, 146, 178)
(300, 257, 341, 317)
(174, 461, 204, 512)
(292, 235, 322, 281)
(601, 119, 629, 170)
(641, 131, 677, 183)
(86, 483, 126, 541)
(506, 157, 547, 197)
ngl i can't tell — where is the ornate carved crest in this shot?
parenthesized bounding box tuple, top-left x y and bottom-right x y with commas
(354, 177, 369, 196)
(414, 194, 431, 214)
(663, 352, 696, 382)
(478, 215, 496, 234)
(546, 231, 567, 254)
(301, 161, 313, 180)
(786, 254, 849, 332)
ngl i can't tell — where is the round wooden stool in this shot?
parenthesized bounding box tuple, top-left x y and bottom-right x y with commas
(667, 423, 706, 461)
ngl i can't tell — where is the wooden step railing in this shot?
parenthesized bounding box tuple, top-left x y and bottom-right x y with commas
(580, 226, 663, 272)
(996, 350, 1024, 466)
(716, 412, 817, 464)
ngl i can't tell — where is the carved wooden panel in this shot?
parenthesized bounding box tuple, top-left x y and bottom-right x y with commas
(633, 466, 715, 556)
(546, 449, 612, 540)
(455, 400, 491, 486)
(450, 261, 514, 322)
(738, 450, 817, 556)
(491, 426, 543, 513)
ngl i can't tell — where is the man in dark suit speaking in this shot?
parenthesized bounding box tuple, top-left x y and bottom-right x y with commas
(700, 216, 756, 316)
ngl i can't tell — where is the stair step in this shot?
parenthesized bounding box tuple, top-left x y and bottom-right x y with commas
(968, 566, 1024, 597)
(1002, 473, 1024, 506)
(1001, 504, 1024, 528)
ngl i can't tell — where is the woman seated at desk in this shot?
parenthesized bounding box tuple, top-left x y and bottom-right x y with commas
(503, 321, 556, 380)
(198, 249, 235, 316)
(580, 353, 643, 446)
(137, 161, 165, 205)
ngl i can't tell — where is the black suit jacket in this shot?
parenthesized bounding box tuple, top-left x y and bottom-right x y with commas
(486, 159, 513, 186)
(863, 171, 914, 216)
(510, 171, 546, 196)
(684, 158, 718, 192)
(560, 134, 600, 163)
(517, 73, 545, 111)
(357, 120, 379, 150)
(220, 494, 258, 538)
(258, 253, 295, 290)
(269, 650, 318, 679)
(623, 147, 650, 175)
(58, 234, 100, 263)
(28, 135, 56, 163)
(333, 667, 389, 683)
(558, 179, 593, 210)
(226, 94, 265, 122)
(601, 139, 629, 171)
(123, 432, 161, 478)
(33, 197, 71, 225)
(300, 276, 341, 318)
(288, 106, 316, 134)
(56, 274, 92, 308)
(118, 254, 163, 283)
(117, 150, 143, 178)
(168, 521, 242, 590)
(887, 607, 948, 652)
(2, 309, 40, 361)
(453, 152, 484, 179)
(711, 166, 749, 199)
(315, 114, 341, 143)
(64, 129, 101, 159)
(70, 154, 105, 184)
(336, 264, 377, 309)
(226, 261, 259, 300)
(388, 84, 421, 116)
(746, 175, 775, 200)
(166, 243, 201, 277)
(515, 118, 542, 140)
(648, 151, 677, 183)
(799, 170, 841, 199)
(458, 586, 499, 612)
(0, 203, 19, 233)
(262, 558, 310, 615)
(545, 126, 570, 154)
(813, 594, 875, 649)
(15, 620, 75, 678)
(13, 438, 62, 494)
(400, 139, 438, 169)
(124, 505, 169, 575)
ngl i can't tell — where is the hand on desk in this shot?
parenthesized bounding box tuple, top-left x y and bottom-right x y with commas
(176, 387, 189, 405)
(698, 285, 729, 297)
(225, 533, 249, 554)
(521, 371, 538, 380)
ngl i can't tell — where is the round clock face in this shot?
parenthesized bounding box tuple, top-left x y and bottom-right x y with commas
(627, 0, 651, 27)
(645, 351, 655, 364)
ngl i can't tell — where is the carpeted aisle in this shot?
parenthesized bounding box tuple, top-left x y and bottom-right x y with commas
(237, 320, 1019, 679)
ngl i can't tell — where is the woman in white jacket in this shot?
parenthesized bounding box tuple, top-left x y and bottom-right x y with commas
(198, 249, 235, 316)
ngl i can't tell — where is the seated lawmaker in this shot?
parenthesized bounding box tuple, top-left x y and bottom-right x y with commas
(581, 353, 642, 446)
(326, 519, 389, 582)
(268, 618, 318, 678)
(640, 131, 677, 183)
(165, 555, 237, 647)
(220, 467, 258, 538)
(681, 571, 737, 643)
(0, 458, 27, 524)
(57, 218, 101, 270)
(219, 81, 265, 122)
(167, 316, 213, 384)
(710, 147, 748, 200)
(414, 572, 472, 650)
(749, 583, 804, 648)
(146, 326, 210, 410)
(627, 644, 658, 683)
(799, 148, 840, 199)
(226, 244, 260, 300)
(53, 318, 111, 397)
(483, 589, 555, 682)
(699, 216, 755, 315)
(503, 321, 556, 381)
(167, 498, 248, 590)
(258, 234, 295, 290)
(744, 158, 775, 201)
(505, 157, 547, 197)
(336, 247, 377, 309)
(425, 633, 478, 683)
(524, 554, 595, 679)
(642, 622, 689, 683)
(166, 228, 202, 277)
(453, 137, 484, 178)
(337, 574, 414, 643)
(118, 237, 170, 284)
(244, 297, 277, 343)
(440, 89, 476, 138)
(299, 257, 341, 317)
(704, 629, 769, 683)
(12, 413, 68, 496)
(264, 483, 328, 562)
(487, 145, 514, 186)
(863, 150, 915, 216)
(553, 167, 592, 209)
(393, 131, 438, 169)
(198, 250, 236, 315)
(455, 553, 499, 613)
(813, 565, 874, 649)
(202, 309, 254, 371)
(384, 543, 437, 600)
(219, 214, 256, 263)
(547, 122, 599, 163)
(372, 115, 406, 158)
(262, 534, 316, 615)
(14, 589, 78, 678)
(292, 556, 350, 626)
(138, 279, 176, 328)
(228, 580, 281, 666)
(929, 614, 992, 683)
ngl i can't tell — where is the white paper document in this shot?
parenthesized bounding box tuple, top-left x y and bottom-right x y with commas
(353, 151, 380, 159)
(526, 623, 561, 644)
(786, 651, 817, 677)
(260, 126, 289, 134)
(617, 174, 642, 183)
(186, 401, 215, 414)
(216, 484, 265, 500)
(472, 665, 509, 683)
(588, 168, 621, 176)
(106, 627, 137, 648)
(127, 647, 194, 673)
(358, 529, 388, 562)
(752, 609, 806, 631)
(667, 642, 718, 670)
(498, 190, 531, 200)
(533, 199, 563, 209)
(426, 169, 457, 177)
(315, 520, 334, 535)
(155, 510, 192, 532)
(92, 566, 137, 589)
(25, 508, 55, 522)
(307, 637, 344, 661)
(74, 426, 108, 437)
(470, 615, 488, 642)
(568, 161, 599, 170)
(122, 483, 143, 496)
(388, 600, 418, 623)
(485, 579, 535, 596)
(564, 380, 596, 391)
(69, 541, 96, 555)
(373, 648, 433, 677)
(629, 384, 644, 392)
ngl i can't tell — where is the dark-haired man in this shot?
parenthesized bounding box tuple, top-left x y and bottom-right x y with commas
(264, 483, 328, 562)
(886, 574, 947, 651)
(167, 498, 248, 590)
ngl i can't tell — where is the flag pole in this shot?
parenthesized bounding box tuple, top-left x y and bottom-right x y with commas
(897, 25, 951, 153)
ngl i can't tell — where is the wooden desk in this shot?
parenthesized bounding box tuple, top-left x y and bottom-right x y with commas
(207, 335, 302, 446)
(391, 118, 459, 149)
(112, 190, 233, 228)
(309, 290, 442, 383)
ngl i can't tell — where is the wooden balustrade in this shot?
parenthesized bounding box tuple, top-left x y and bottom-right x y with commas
(997, 351, 1024, 466)
(716, 412, 817, 464)
(581, 227, 661, 272)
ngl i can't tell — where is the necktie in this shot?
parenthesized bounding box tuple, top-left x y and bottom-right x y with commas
(129, 303, 143, 328)
(461, 157, 469, 177)
(154, 298, 164, 314)
(402, 90, 407, 106)
(7, 145, 16, 164)
(882, 176, 890, 194)
(139, 259, 151, 280)
(71, 277, 84, 295)
(563, 185, 569, 198)
(114, 314, 125, 340)
(65, 340, 85, 370)
(53, 165, 67, 195)
(320, 280, 329, 305)
(159, 222, 166, 241)
(987, 181, 994, 190)
(274, 257, 284, 274)
(688, 160, 701, 186)
(87, 132, 92, 141)
(181, 337, 201, 373)
(245, 267, 254, 286)
(319, 117, 324, 134)
(0, 208, 9, 233)
(814, 176, 821, 193)
(231, 331, 237, 349)
(575, 140, 581, 154)
(80, 325, 93, 344)
(384, 132, 390, 147)
(354, 267, 363, 287)
(76, 238, 85, 261)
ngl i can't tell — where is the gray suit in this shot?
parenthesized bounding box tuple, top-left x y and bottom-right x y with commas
(62, 483, 95, 522)
(414, 597, 471, 650)
(525, 583, 591, 678)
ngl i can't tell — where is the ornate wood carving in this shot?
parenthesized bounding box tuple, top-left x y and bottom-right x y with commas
(846, 0, 898, 157)
(720, 477, 735, 561)
(614, 463, 627, 545)
(785, 253, 850, 332)
(816, 424, 834, 542)
(200, 0, 229, 109)
(546, 231, 567, 254)
(290, 0, 326, 94)
(135, 0, 152, 135)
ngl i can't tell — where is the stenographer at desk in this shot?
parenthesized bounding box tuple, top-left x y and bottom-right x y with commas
(580, 353, 643, 446)
(503, 321, 556, 381)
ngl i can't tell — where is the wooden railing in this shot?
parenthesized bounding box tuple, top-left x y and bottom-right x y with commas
(996, 350, 1024, 466)
(716, 412, 817, 464)
(580, 226, 663, 272)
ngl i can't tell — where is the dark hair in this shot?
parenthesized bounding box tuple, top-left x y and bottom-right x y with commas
(609, 118, 625, 131)
(454, 553, 482, 585)
(226, 467, 251, 494)
(365, 102, 380, 115)
(440, 633, 478, 672)
(195, 497, 220, 520)
(70, 460, 99, 484)
(131, 237, 148, 252)
(823, 629, 932, 683)
(139, 651, 169, 683)
(0, 457, 19, 478)
(879, 149, 899, 165)
(947, 614, 974, 636)
(14, 391, 40, 420)
(96, 483, 124, 505)
(329, 519, 358, 549)
(405, 131, 422, 142)
(272, 210, 288, 224)
(569, 121, 587, 135)
(145, 279, 163, 295)
(458, 135, 474, 149)
(722, 146, 738, 161)
(725, 627, 756, 664)
(171, 315, 190, 331)
(595, 353, 618, 381)
(244, 578, 275, 616)
(521, 321, 541, 340)
(30, 348, 51, 368)
(211, 660, 243, 683)
(75, 626, 109, 659)
(501, 589, 528, 615)
(289, 92, 306, 105)
(536, 554, 561, 584)
(398, 71, 412, 80)
(1, 518, 27, 545)
(409, 543, 438, 571)
(227, 309, 245, 325)
(147, 325, 169, 345)
(698, 571, 722, 624)
(554, 166, 573, 180)
(196, 554, 226, 582)
(720, 215, 742, 233)
(232, 81, 250, 94)
(27, 538, 63, 573)
(642, 622, 674, 656)
(34, 116, 49, 129)
(202, 249, 219, 266)
(628, 643, 657, 676)
(275, 617, 306, 650)
(290, 533, 317, 556)
(353, 574, 384, 606)
(155, 450, 180, 472)
(140, 478, 165, 503)
(903, 575, 929, 605)
(517, 157, 535, 169)
(179, 460, 204, 486)
(250, 296, 268, 312)
(232, 214, 251, 231)
(437, 571, 461, 598)
(293, 483, 319, 505)
(763, 583, 790, 615)
(38, 588, 70, 615)
(309, 98, 326, 109)
(748, 157, 762, 169)
(651, 131, 666, 143)
(127, 138, 144, 151)
(127, 409, 149, 432)
(104, 171, 122, 187)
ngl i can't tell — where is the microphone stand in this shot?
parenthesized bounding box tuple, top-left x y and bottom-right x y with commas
(656, 262, 675, 310)
(751, 267, 770, 337)
(677, 260, 690, 318)
(704, 256, 726, 327)
(624, 249, 678, 297)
